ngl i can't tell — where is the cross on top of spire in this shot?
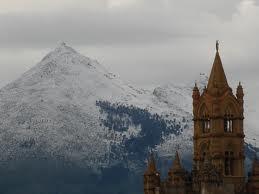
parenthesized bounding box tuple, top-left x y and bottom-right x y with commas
(216, 40, 219, 52)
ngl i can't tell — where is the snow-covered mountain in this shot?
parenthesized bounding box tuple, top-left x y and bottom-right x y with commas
(0, 43, 256, 194)
(0, 43, 142, 166)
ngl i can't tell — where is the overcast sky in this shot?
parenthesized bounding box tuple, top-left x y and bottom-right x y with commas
(0, 0, 258, 90)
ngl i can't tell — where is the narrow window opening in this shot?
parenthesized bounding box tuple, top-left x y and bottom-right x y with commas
(202, 114, 210, 133)
(203, 152, 206, 160)
(225, 151, 234, 176)
(224, 114, 234, 133)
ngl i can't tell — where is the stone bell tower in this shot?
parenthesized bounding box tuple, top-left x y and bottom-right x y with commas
(192, 41, 245, 193)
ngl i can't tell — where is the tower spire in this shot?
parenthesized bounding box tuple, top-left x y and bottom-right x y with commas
(170, 151, 183, 173)
(145, 153, 157, 174)
(207, 41, 230, 95)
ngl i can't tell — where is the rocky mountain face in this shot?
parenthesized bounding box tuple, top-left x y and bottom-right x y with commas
(0, 44, 256, 194)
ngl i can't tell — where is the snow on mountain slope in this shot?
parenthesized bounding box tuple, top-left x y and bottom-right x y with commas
(0, 43, 194, 172)
(151, 74, 208, 158)
(0, 43, 147, 167)
(243, 89, 259, 146)
(0, 43, 256, 172)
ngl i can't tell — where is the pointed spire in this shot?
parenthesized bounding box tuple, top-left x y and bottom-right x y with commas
(148, 153, 157, 171)
(145, 153, 157, 175)
(170, 151, 183, 173)
(207, 41, 230, 95)
(173, 151, 181, 168)
(236, 81, 244, 105)
(193, 82, 199, 91)
(237, 81, 243, 90)
(192, 82, 200, 100)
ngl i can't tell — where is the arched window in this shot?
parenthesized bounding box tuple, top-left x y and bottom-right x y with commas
(199, 105, 210, 133)
(224, 118, 233, 132)
(224, 107, 234, 133)
(201, 114, 210, 133)
(225, 151, 234, 176)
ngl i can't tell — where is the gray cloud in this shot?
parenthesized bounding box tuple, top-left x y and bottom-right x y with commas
(0, 11, 204, 49)
(0, 0, 243, 48)
(0, 0, 258, 88)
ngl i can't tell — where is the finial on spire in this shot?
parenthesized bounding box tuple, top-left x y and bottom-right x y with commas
(216, 40, 219, 52)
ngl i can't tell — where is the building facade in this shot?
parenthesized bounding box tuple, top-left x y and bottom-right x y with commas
(143, 42, 259, 194)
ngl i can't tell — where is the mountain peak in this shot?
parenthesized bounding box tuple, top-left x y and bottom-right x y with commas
(60, 42, 67, 47)
(39, 42, 87, 67)
(53, 42, 78, 55)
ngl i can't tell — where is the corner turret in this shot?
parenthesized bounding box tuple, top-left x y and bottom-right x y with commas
(192, 82, 200, 115)
(237, 82, 244, 105)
